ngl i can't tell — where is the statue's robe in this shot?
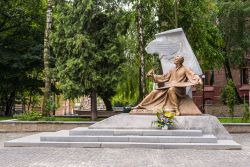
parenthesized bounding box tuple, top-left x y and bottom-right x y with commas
(131, 65, 202, 115)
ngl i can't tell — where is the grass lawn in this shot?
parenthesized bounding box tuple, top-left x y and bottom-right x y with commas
(47, 117, 104, 122)
(14, 116, 105, 122)
(219, 117, 250, 123)
(0, 116, 13, 120)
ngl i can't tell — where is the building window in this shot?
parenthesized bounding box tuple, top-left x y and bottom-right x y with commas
(204, 70, 214, 86)
(241, 68, 249, 85)
(205, 99, 213, 106)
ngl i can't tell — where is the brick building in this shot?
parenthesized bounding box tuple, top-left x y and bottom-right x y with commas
(193, 56, 250, 109)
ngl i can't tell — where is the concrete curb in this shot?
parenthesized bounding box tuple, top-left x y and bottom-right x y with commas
(222, 123, 250, 133)
(0, 121, 249, 133)
(0, 121, 96, 132)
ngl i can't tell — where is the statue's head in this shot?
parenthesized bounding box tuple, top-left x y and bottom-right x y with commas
(174, 55, 184, 65)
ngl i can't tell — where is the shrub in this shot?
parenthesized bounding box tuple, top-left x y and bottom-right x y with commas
(242, 98, 249, 122)
(14, 111, 42, 121)
(220, 79, 237, 118)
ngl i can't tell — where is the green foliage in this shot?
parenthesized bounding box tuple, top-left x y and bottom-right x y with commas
(43, 98, 52, 116)
(242, 99, 250, 122)
(0, 0, 45, 115)
(113, 0, 225, 106)
(43, 116, 56, 121)
(50, 117, 103, 122)
(219, 117, 250, 123)
(14, 111, 42, 121)
(0, 116, 13, 121)
(51, 0, 126, 104)
(155, 0, 224, 70)
(217, 1, 250, 100)
(112, 1, 160, 106)
(219, 0, 250, 68)
(220, 79, 237, 118)
(1, 0, 247, 115)
(13, 114, 104, 121)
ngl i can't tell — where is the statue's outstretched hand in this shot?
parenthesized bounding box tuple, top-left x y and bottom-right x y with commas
(146, 69, 155, 78)
(198, 77, 203, 85)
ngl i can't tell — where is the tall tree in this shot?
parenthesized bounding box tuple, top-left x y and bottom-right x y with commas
(42, 0, 53, 116)
(174, 0, 179, 28)
(113, 0, 223, 106)
(136, 0, 146, 100)
(52, 0, 126, 120)
(0, 0, 45, 115)
(218, 0, 250, 101)
(156, 0, 224, 70)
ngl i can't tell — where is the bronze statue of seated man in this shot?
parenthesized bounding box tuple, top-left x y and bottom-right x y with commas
(132, 55, 203, 116)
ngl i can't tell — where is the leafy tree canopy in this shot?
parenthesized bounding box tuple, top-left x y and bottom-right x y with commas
(219, 0, 250, 67)
(52, 0, 128, 104)
(0, 0, 45, 115)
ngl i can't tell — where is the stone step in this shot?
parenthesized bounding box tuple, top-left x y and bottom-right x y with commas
(40, 135, 217, 143)
(4, 140, 241, 150)
(69, 127, 203, 136)
(4, 130, 241, 150)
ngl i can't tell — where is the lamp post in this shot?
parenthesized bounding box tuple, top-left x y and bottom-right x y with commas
(201, 74, 206, 114)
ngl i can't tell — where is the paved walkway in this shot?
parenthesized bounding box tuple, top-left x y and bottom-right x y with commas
(0, 133, 249, 167)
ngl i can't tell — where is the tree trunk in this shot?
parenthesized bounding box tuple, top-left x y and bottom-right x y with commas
(101, 96, 113, 111)
(174, 0, 179, 28)
(5, 91, 15, 116)
(28, 94, 32, 111)
(136, 0, 146, 101)
(0, 97, 3, 115)
(224, 57, 242, 103)
(52, 92, 56, 115)
(42, 0, 53, 116)
(90, 90, 97, 121)
(248, 61, 250, 109)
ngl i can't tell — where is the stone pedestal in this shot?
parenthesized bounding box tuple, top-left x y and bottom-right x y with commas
(4, 113, 241, 149)
(89, 113, 231, 140)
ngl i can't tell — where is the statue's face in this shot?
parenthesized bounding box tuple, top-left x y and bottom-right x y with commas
(174, 56, 182, 65)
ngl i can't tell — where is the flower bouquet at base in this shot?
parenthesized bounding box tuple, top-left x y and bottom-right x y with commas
(152, 109, 176, 129)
